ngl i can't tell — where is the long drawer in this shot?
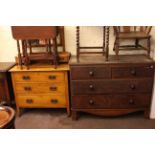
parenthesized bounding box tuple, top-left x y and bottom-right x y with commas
(71, 79, 153, 94)
(70, 66, 111, 80)
(72, 94, 151, 109)
(12, 72, 65, 83)
(112, 65, 154, 78)
(15, 83, 65, 94)
(16, 95, 66, 107)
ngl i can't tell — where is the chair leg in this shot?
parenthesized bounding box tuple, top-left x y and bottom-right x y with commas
(147, 37, 151, 58)
(53, 38, 58, 68)
(113, 39, 116, 51)
(135, 39, 139, 49)
(115, 38, 119, 60)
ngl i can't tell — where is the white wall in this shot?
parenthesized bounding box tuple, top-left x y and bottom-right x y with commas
(0, 26, 155, 118)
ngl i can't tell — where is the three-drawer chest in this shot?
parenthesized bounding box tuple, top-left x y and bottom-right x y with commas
(69, 55, 155, 120)
(10, 64, 70, 116)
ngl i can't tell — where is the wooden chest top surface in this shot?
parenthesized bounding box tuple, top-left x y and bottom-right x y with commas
(69, 55, 155, 65)
(0, 62, 15, 72)
(9, 64, 69, 72)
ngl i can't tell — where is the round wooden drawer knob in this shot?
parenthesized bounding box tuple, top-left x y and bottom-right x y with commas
(130, 84, 136, 90)
(89, 71, 94, 76)
(129, 99, 135, 105)
(130, 69, 136, 75)
(89, 100, 94, 105)
(89, 85, 94, 90)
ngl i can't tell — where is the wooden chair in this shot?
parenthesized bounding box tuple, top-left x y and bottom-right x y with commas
(11, 26, 60, 69)
(76, 26, 110, 61)
(113, 26, 152, 59)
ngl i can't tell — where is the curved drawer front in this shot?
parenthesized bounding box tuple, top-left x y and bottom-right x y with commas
(71, 66, 111, 80)
(16, 95, 66, 107)
(72, 94, 151, 109)
(12, 72, 65, 83)
(112, 65, 154, 78)
(15, 83, 65, 95)
(72, 79, 153, 94)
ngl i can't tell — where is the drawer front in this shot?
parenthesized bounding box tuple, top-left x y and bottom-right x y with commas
(112, 65, 154, 78)
(71, 66, 111, 80)
(72, 94, 151, 109)
(12, 72, 65, 83)
(15, 83, 65, 95)
(71, 79, 153, 94)
(16, 95, 66, 107)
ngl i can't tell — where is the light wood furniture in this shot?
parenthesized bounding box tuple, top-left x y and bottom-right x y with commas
(11, 26, 60, 69)
(113, 26, 152, 59)
(76, 26, 110, 61)
(0, 62, 15, 106)
(0, 106, 15, 129)
(69, 55, 155, 120)
(10, 64, 70, 116)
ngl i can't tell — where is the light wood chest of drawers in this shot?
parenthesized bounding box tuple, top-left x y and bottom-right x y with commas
(69, 55, 155, 120)
(10, 64, 70, 116)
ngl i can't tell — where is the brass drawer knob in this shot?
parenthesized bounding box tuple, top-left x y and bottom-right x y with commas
(48, 75, 56, 80)
(130, 84, 136, 90)
(51, 99, 58, 104)
(129, 99, 134, 105)
(22, 75, 30, 80)
(26, 99, 33, 104)
(24, 87, 32, 91)
(89, 71, 94, 76)
(49, 86, 57, 91)
(89, 100, 94, 105)
(130, 69, 136, 75)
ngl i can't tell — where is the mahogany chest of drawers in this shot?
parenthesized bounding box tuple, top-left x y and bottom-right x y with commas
(0, 62, 15, 106)
(10, 64, 70, 116)
(69, 55, 155, 120)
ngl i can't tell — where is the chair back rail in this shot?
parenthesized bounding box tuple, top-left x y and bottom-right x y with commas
(114, 26, 152, 34)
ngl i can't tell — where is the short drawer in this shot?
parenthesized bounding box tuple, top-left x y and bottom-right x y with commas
(70, 66, 111, 80)
(12, 72, 65, 83)
(72, 94, 151, 109)
(112, 65, 154, 78)
(16, 95, 66, 108)
(15, 83, 66, 95)
(71, 79, 153, 94)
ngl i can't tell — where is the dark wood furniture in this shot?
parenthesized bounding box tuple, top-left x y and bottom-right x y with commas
(0, 106, 15, 129)
(113, 26, 152, 59)
(69, 55, 155, 120)
(76, 26, 110, 61)
(11, 26, 61, 69)
(0, 62, 15, 106)
(10, 64, 70, 116)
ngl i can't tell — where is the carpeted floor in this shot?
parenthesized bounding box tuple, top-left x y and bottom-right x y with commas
(15, 108, 155, 129)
